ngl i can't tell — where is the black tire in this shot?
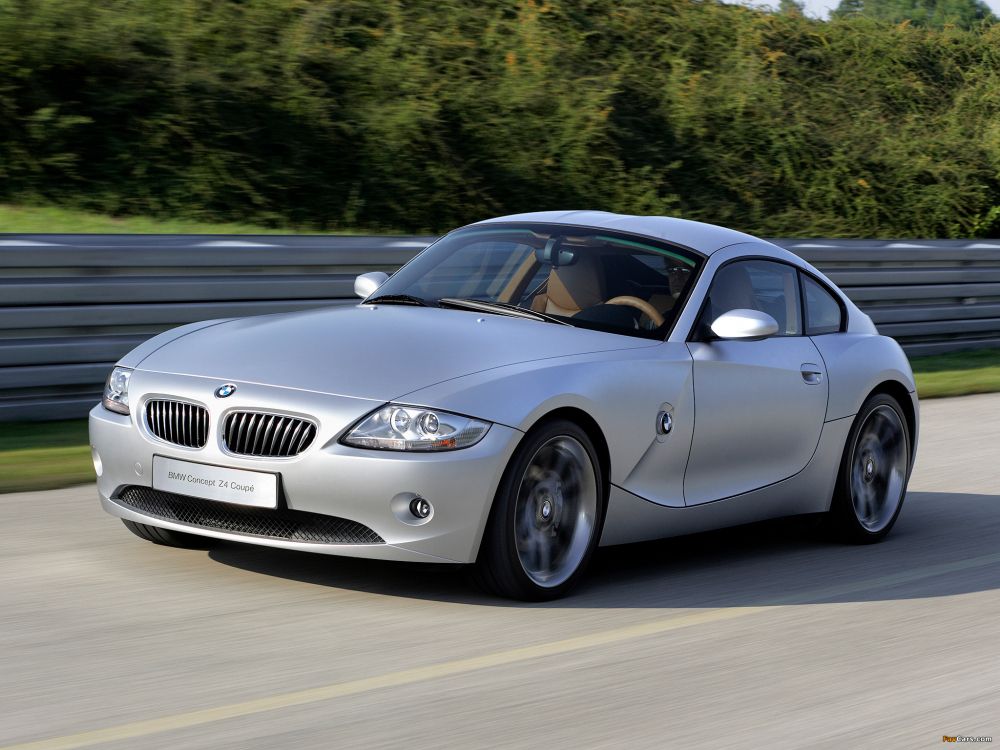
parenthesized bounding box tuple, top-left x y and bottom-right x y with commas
(121, 519, 215, 549)
(472, 419, 605, 601)
(826, 392, 912, 543)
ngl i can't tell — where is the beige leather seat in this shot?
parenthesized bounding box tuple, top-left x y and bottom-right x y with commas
(536, 255, 606, 317)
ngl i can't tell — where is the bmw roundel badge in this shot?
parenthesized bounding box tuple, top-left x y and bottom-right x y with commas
(215, 383, 237, 398)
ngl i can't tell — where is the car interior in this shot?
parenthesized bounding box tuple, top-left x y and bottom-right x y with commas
(496, 240, 696, 334)
(397, 228, 700, 338)
(697, 261, 801, 338)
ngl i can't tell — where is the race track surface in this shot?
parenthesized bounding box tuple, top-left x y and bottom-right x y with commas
(2, 394, 998, 749)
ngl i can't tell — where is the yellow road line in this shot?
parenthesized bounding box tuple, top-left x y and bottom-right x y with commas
(5, 551, 1000, 750)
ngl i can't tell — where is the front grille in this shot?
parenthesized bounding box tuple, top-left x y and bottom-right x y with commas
(146, 400, 209, 448)
(223, 411, 316, 457)
(115, 486, 384, 545)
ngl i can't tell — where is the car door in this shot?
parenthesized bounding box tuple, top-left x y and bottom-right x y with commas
(683, 259, 828, 505)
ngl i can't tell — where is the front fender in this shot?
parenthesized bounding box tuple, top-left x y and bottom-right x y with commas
(395, 343, 695, 500)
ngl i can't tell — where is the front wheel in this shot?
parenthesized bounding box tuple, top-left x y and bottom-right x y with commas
(826, 393, 911, 543)
(473, 420, 604, 601)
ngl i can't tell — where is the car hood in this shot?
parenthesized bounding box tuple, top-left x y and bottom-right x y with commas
(136, 304, 659, 401)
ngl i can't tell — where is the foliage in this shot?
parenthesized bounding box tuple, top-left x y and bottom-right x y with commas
(831, 0, 995, 28)
(3, 0, 1000, 236)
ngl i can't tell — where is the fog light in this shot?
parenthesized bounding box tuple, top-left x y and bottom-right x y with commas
(410, 497, 432, 519)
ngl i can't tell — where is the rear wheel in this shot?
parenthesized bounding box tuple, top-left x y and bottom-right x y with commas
(827, 393, 911, 543)
(473, 419, 604, 600)
(121, 519, 215, 549)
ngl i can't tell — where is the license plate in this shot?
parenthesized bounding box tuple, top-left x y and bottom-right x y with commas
(152, 456, 278, 509)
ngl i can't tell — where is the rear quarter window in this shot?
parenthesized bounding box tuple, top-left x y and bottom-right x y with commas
(802, 275, 844, 335)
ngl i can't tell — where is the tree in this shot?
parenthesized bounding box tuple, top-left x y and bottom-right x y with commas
(832, 0, 864, 17)
(832, 0, 996, 27)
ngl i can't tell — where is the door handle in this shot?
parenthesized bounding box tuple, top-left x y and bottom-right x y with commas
(800, 363, 824, 384)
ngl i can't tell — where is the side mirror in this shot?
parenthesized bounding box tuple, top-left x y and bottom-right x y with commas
(710, 309, 779, 340)
(354, 271, 389, 299)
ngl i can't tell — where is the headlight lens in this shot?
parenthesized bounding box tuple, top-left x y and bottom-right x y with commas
(342, 404, 491, 451)
(102, 366, 132, 415)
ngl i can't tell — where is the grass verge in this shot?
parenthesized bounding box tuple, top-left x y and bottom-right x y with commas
(1, 349, 998, 494)
(910, 348, 1000, 399)
(0, 204, 369, 234)
(0, 420, 94, 494)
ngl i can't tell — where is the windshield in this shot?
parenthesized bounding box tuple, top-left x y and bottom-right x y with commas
(368, 223, 703, 340)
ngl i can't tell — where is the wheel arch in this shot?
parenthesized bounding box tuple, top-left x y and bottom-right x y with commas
(866, 379, 918, 462)
(525, 407, 612, 500)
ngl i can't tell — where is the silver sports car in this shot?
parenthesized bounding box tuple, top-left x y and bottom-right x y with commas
(89, 211, 918, 600)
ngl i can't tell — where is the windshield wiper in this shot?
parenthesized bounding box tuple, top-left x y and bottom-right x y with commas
(364, 293, 430, 307)
(438, 298, 569, 325)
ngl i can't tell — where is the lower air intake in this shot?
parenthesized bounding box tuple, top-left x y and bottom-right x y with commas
(114, 486, 384, 545)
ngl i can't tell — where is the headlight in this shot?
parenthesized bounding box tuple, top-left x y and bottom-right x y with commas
(102, 366, 132, 415)
(341, 404, 491, 451)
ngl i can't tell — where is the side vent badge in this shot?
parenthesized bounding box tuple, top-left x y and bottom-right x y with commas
(656, 410, 673, 435)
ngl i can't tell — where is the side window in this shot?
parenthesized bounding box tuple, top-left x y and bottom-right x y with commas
(802, 274, 843, 335)
(701, 260, 802, 336)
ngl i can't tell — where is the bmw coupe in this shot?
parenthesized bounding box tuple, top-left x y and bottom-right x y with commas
(89, 211, 918, 599)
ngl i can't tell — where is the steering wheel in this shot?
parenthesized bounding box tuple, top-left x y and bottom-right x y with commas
(605, 296, 666, 328)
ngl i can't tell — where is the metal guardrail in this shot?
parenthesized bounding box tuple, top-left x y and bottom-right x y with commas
(2, 234, 998, 421)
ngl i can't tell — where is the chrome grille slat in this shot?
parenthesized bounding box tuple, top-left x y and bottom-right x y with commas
(285, 421, 306, 456)
(229, 411, 244, 452)
(296, 423, 316, 454)
(236, 412, 250, 454)
(268, 417, 287, 455)
(236, 413, 249, 453)
(223, 410, 316, 458)
(276, 417, 296, 456)
(146, 400, 208, 449)
(256, 415, 270, 454)
(254, 414, 273, 454)
(244, 413, 262, 454)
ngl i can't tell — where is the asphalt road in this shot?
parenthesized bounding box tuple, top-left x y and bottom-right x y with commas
(2, 394, 999, 749)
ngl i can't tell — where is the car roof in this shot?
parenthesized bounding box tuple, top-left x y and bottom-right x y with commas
(470, 210, 769, 256)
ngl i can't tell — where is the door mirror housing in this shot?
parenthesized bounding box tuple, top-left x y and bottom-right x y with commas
(710, 309, 779, 340)
(354, 271, 389, 299)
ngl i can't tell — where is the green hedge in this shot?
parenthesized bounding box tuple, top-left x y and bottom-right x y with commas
(2, 0, 1000, 236)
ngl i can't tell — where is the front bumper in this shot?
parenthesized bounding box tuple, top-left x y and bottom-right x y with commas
(89, 371, 522, 564)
